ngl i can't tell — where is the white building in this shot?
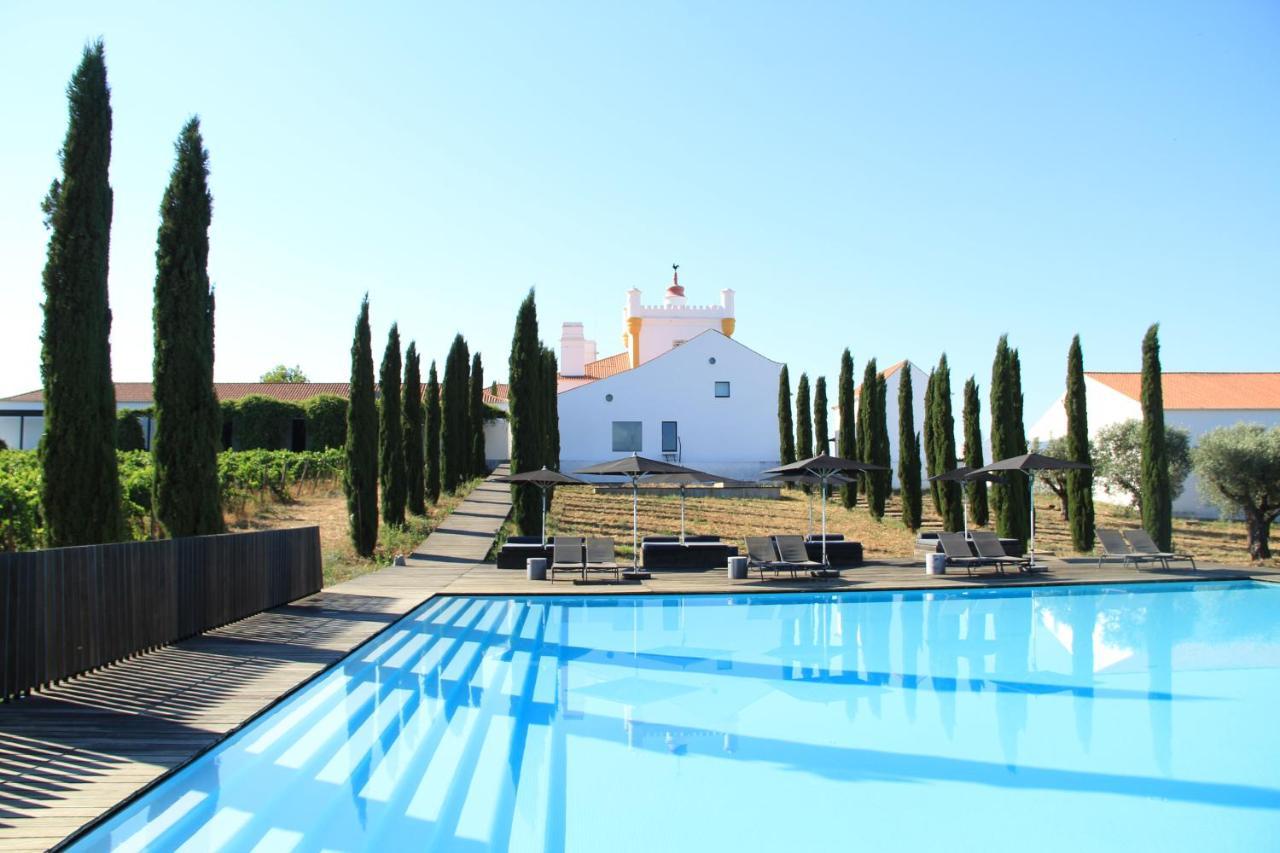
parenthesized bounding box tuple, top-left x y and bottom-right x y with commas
(848, 360, 931, 489)
(552, 272, 781, 480)
(1028, 372, 1280, 518)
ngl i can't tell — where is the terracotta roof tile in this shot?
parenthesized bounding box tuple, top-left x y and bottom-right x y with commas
(1087, 372, 1280, 410)
(482, 383, 509, 405)
(583, 351, 631, 379)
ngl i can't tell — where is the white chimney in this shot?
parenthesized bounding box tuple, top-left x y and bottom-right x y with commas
(720, 288, 735, 314)
(560, 322, 586, 376)
(583, 339, 597, 364)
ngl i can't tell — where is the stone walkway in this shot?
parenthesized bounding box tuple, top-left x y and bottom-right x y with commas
(0, 471, 511, 851)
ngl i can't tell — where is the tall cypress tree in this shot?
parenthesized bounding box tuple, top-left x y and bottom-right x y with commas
(441, 334, 469, 493)
(990, 336, 1014, 539)
(469, 352, 487, 477)
(1010, 348, 1030, 543)
(858, 359, 878, 499)
(1065, 335, 1095, 551)
(403, 342, 425, 515)
(869, 370, 891, 518)
(344, 297, 378, 556)
(542, 347, 560, 470)
(837, 350, 857, 508)
(924, 369, 940, 513)
(898, 366, 922, 530)
(777, 365, 795, 466)
(152, 117, 222, 538)
(425, 360, 441, 505)
(1140, 324, 1172, 549)
(40, 41, 122, 546)
(509, 291, 542, 535)
(813, 376, 829, 457)
(379, 324, 406, 527)
(930, 355, 964, 531)
(962, 376, 989, 528)
(795, 373, 813, 462)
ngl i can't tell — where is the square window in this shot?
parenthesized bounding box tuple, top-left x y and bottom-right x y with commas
(612, 421, 642, 452)
(714, 381, 731, 398)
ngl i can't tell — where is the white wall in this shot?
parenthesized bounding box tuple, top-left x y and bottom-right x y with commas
(1026, 377, 1142, 446)
(557, 330, 781, 481)
(484, 417, 510, 465)
(1166, 409, 1280, 517)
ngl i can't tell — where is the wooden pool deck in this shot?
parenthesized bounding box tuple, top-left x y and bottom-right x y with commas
(1, 468, 1274, 850)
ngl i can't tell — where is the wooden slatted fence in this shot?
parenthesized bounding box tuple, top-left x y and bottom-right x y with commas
(0, 526, 321, 701)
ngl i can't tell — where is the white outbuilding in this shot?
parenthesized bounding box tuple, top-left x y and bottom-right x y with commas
(1027, 372, 1280, 518)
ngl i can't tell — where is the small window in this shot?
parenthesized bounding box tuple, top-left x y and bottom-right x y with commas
(661, 421, 678, 454)
(714, 381, 731, 398)
(612, 421, 642, 452)
(672, 339, 687, 348)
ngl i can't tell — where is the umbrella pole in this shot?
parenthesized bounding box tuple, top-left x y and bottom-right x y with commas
(541, 486, 548, 547)
(680, 487, 686, 544)
(807, 489, 813, 538)
(1029, 470, 1036, 567)
(632, 478, 639, 571)
(821, 476, 829, 567)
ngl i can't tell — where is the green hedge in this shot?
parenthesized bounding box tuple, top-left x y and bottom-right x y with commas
(116, 410, 147, 451)
(225, 395, 305, 450)
(304, 394, 347, 449)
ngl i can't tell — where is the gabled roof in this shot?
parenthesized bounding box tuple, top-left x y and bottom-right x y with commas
(1087, 372, 1280, 410)
(558, 329, 779, 396)
(584, 351, 631, 379)
(482, 383, 509, 405)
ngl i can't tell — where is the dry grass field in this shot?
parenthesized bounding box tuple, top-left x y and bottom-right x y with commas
(549, 484, 1274, 568)
(230, 478, 480, 585)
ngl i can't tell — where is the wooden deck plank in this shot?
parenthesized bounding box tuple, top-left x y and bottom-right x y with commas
(1, 465, 1274, 850)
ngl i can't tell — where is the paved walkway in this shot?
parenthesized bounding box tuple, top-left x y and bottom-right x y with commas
(0, 470, 511, 852)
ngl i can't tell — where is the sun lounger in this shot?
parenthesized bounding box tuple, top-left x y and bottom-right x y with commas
(1122, 529, 1197, 571)
(586, 537, 620, 581)
(550, 536, 586, 581)
(970, 530, 1031, 573)
(1095, 528, 1164, 571)
(937, 532, 987, 577)
(774, 535, 834, 577)
(745, 537, 792, 579)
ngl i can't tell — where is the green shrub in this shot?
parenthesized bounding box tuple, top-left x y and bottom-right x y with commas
(115, 410, 147, 451)
(226, 395, 305, 450)
(305, 394, 347, 449)
(0, 451, 42, 550)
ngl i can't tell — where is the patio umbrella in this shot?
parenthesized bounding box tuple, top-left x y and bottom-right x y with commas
(929, 466, 1006, 535)
(761, 471, 853, 538)
(493, 467, 588, 546)
(763, 454, 889, 567)
(964, 452, 1091, 566)
(641, 469, 740, 543)
(574, 454, 712, 577)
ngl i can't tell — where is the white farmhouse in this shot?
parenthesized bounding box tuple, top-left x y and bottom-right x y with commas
(552, 272, 781, 481)
(1028, 372, 1280, 517)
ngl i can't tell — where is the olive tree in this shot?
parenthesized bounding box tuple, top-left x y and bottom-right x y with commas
(1194, 424, 1280, 560)
(1093, 419, 1191, 512)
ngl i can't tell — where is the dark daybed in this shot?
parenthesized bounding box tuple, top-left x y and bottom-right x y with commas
(641, 536, 740, 570)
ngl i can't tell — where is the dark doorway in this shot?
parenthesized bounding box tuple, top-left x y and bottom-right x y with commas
(290, 418, 307, 451)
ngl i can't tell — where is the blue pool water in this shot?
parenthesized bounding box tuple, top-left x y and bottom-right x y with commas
(72, 581, 1280, 851)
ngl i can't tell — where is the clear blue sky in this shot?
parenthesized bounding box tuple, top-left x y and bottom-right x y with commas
(2, 2, 1277, 425)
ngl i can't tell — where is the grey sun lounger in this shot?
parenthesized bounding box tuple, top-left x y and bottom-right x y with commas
(937, 532, 988, 577)
(745, 537, 793, 579)
(970, 530, 1032, 573)
(1095, 528, 1165, 571)
(586, 537, 620, 581)
(774, 535, 835, 577)
(550, 536, 586, 581)
(1122, 529, 1198, 571)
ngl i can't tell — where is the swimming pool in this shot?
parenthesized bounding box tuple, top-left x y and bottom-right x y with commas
(71, 581, 1280, 851)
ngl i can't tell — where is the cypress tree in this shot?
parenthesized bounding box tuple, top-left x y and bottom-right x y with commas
(837, 350, 857, 508)
(403, 342, 425, 515)
(924, 369, 940, 513)
(898, 366, 922, 530)
(344, 296, 378, 556)
(379, 324, 406, 527)
(152, 117, 222, 538)
(990, 336, 1014, 538)
(425, 360, 441, 504)
(542, 347, 560, 470)
(441, 334, 469, 493)
(962, 376, 989, 527)
(1140, 324, 1172, 549)
(470, 352, 487, 477)
(869, 370, 891, 518)
(795, 373, 813, 462)
(39, 41, 122, 546)
(858, 359, 878, 498)
(813, 376, 829, 457)
(930, 355, 964, 531)
(777, 365, 795, 466)
(1065, 335, 1095, 551)
(1010, 348, 1030, 543)
(509, 291, 542, 535)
